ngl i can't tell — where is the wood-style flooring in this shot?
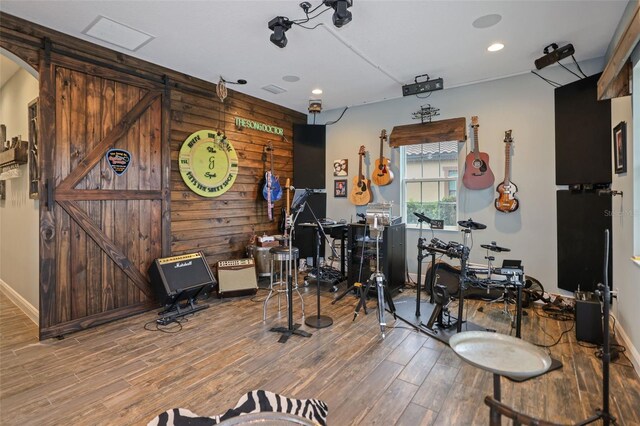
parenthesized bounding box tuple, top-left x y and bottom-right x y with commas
(1, 283, 639, 425)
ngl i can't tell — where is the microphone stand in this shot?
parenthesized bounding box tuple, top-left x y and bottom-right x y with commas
(269, 192, 312, 343)
(576, 229, 615, 426)
(303, 198, 336, 329)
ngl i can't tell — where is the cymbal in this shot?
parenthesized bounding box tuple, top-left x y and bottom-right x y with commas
(481, 242, 511, 252)
(457, 219, 487, 230)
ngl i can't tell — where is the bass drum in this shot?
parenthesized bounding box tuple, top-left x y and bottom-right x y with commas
(424, 261, 461, 296)
(423, 261, 504, 300)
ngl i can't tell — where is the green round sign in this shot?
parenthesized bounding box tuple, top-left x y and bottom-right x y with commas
(178, 130, 239, 197)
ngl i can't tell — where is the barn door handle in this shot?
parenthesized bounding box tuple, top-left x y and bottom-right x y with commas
(46, 179, 54, 211)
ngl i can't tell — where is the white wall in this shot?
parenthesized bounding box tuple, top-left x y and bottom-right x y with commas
(317, 58, 605, 296)
(0, 66, 40, 311)
(610, 93, 639, 369)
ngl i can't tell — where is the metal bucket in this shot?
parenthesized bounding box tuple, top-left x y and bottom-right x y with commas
(253, 246, 272, 277)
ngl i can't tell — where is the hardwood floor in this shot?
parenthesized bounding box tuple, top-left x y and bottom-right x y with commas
(1, 284, 639, 425)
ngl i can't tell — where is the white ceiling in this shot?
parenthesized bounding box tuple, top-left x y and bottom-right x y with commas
(0, 1, 628, 113)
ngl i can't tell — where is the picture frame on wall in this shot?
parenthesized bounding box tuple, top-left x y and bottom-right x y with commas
(613, 121, 627, 174)
(333, 159, 348, 176)
(334, 179, 347, 198)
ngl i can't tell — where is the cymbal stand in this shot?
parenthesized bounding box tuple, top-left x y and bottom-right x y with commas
(415, 216, 436, 316)
(456, 229, 472, 333)
(269, 202, 312, 343)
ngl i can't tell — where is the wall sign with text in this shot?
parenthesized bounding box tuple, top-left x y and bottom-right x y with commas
(178, 130, 239, 197)
(234, 117, 284, 136)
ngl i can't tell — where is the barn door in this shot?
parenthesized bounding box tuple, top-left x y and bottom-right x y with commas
(39, 59, 169, 339)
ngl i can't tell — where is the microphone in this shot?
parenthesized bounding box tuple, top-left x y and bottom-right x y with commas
(306, 188, 327, 194)
(413, 212, 432, 223)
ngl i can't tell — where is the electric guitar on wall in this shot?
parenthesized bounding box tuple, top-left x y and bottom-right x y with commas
(462, 116, 494, 190)
(279, 177, 290, 235)
(495, 130, 519, 213)
(349, 145, 373, 206)
(262, 142, 282, 220)
(371, 129, 394, 186)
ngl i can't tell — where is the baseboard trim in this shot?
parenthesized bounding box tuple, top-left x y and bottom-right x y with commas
(613, 314, 640, 374)
(0, 279, 38, 325)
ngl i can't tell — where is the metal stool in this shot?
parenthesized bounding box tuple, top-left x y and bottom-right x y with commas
(263, 246, 305, 321)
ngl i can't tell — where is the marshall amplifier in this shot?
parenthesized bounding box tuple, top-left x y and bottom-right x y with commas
(217, 258, 258, 297)
(148, 252, 216, 307)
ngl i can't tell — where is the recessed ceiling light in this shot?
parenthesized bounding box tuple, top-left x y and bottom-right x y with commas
(312, 88, 323, 95)
(282, 75, 300, 82)
(487, 43, 504, 52)
(83, 15, 154, 51)
(472, 14, 502, 29)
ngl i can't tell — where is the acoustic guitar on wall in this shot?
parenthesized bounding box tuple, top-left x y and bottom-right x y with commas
(371, 129, 394, 186)
(495, 130, 519, 213)
(462, 116, 494, 190)
(349, 145, 373, 206)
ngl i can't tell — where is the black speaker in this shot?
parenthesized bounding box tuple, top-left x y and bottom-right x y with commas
(555, 73, 611, 185)
(575, 293, 603, 344)
(557, 190, 612, 292)
(148, 252, 217, 307)
(293, 124, 327, 262)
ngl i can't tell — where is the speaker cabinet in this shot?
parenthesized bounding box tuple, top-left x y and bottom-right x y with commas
(555, 73, 611, 185)
(575, 294, 603, 344)
(217, 258, 258, 297)
(293, 124, 326, 263)
(148, 252, 216, 307)
(347, 223, 405, 295)
(557, 190, 612, 292)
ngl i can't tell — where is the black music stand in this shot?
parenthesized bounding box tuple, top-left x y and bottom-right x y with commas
(269, 189, 312, 343)
(301, 194, 335, 329)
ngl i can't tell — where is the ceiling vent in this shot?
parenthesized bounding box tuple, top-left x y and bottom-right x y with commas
(82, 16, 155, 51)
(261, 84, 287, 95)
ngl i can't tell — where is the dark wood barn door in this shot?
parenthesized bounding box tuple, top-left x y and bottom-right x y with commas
(39, 60, 168, 339)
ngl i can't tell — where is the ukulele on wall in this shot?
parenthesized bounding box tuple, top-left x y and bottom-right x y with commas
(495, 130, 519, 213)
(262, 142, 282, 220)
(462, 116, 494, 190)
(371, 129, 394, 186)
(349, 145, 373, 206)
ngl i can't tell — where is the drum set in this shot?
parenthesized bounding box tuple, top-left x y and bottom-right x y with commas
(414, 214, 525, 338)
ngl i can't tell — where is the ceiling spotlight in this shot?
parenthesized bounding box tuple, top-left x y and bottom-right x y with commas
(534, 43, 575, 70)
(487, 43, 504, 52)
(312, 88, 323, 95)
(268, 16, 292, 48)
(324, 0, 353, 28)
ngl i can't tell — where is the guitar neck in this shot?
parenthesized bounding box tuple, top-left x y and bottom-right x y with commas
(473, 126, 480, 157)
(504, 143, 511, 185)
(379, 138, 384, 162)
(359, 155, 364, 182)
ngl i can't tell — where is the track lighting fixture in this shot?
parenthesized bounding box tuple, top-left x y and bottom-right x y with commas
(534, 43, 575, 70)
(268, 0, 353, 48)
(268, 16, 293, 48)
(325, 0, 352, 28)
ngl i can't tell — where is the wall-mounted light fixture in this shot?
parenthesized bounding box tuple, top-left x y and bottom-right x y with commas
(268, 1, 353, 48)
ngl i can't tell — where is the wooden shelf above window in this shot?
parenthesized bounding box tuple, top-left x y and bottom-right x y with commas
(389, 117, 466, 147)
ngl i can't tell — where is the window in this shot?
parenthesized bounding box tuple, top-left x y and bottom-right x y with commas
(403, 141, 459, 228)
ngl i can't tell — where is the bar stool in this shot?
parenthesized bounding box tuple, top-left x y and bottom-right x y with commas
(263, 246, 305, 321)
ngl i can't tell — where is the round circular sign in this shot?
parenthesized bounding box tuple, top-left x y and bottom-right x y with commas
(178, 130, 239, 197)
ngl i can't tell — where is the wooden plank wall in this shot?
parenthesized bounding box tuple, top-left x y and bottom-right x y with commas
(1, 11, 307, 280)
(170, 90, 306, 268)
